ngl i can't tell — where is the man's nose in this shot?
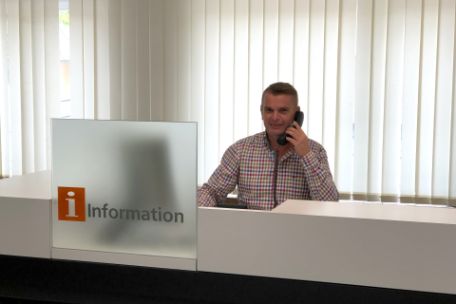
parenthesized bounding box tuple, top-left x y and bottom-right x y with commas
(271, 111, 280, 120)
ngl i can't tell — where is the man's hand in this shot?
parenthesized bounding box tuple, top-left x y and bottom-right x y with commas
(285, 122, 310, 156)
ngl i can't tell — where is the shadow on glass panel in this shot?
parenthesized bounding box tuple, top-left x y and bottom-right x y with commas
(98, 137, 177, 243)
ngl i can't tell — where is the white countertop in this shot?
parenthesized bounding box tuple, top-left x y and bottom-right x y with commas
(200, 200, 456, 294)
(0, 171, 51, 200)
(273, 199, 456, 225)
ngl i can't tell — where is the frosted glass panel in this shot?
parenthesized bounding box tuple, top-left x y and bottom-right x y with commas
(51, 119, 197, 259)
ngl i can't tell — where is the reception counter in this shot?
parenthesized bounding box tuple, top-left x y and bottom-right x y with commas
(0, 171, 51, 259)
(199, 200, 456, 295)
(1, 172, 456, 303)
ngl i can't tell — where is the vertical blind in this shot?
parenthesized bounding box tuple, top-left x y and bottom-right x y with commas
(0, 0, 59, 177)
(1, 0, 455, 205)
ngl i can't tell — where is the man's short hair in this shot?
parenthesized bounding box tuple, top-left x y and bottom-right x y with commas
(261, 82, 298, 108)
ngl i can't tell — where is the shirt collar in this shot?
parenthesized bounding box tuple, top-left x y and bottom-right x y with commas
(261, 131, 271, 149)
(260, 131, 295, 161)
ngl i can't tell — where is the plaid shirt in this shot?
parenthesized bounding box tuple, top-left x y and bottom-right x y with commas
(198, 132, 339, 210)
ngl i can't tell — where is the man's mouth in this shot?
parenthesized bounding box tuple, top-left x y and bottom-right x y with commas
(269, 124, 285, 131)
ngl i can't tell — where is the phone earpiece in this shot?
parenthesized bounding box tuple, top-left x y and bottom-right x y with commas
(276, 111, 304, 146)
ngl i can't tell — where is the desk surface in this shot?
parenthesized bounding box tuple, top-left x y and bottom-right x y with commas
(0, 171, 51, 200)
(273, 199, 456, 225)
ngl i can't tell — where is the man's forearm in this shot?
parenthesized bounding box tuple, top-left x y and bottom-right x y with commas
(197, 184, 218, 207)
(302, 150, 339, 201)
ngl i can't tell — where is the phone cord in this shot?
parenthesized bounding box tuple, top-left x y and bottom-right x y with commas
(272, 152, 279, 208)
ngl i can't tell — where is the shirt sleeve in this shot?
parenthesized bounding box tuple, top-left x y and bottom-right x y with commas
(300, 142, 339, 201)
(197, 143, 240, 207)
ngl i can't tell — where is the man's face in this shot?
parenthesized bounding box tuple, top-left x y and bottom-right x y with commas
(261, 93, 299, 139)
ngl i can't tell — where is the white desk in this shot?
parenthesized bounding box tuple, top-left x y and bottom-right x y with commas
(0, 171, 51, 258)
(198, 200, 456, 295)
(2, 172, 456, 295)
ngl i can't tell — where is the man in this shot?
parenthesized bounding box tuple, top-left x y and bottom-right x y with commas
(198, 82, 339, 210)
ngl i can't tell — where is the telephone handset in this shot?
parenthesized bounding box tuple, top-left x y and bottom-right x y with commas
(277, 111, 304, 145)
